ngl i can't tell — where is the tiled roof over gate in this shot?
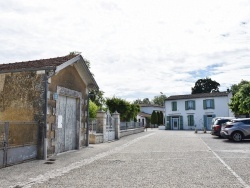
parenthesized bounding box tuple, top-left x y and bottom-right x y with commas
(166, 92, 229, 100)
(0, 54, 79, 72)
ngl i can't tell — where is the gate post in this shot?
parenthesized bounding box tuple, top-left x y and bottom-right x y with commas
(112, 111, 120, 140)
(96, 110, 106, 142)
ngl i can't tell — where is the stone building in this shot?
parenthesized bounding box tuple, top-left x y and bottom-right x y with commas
(0, 54, 98, 162)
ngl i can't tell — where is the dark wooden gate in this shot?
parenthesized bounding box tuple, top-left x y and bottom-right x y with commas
(0, 122, 37, 168)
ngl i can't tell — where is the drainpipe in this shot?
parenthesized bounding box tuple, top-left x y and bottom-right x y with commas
(43, 74, 48, 160)
(43, 70, 56, 160)
(86, 93, 90, 147)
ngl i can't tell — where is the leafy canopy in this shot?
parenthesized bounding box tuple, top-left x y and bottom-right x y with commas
(229, 81, 250, 116)
(106, 97, 140, 121)
(191, 77, 220, 94)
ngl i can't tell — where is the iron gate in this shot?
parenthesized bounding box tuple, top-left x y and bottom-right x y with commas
(104, 111, 115, 141)
(0, 122, 38, 168)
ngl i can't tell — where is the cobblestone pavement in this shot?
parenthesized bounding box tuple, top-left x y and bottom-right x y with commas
(1, 129, 250, 188)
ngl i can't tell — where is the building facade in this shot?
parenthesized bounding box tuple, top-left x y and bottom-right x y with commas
(164, 92, 234, 130)
(0, 54, 98, 161)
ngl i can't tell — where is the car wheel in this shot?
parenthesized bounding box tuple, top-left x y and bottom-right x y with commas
(232, 132, 243, 142)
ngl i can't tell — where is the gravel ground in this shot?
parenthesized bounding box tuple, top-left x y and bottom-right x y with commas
(1, 129, 250, 188)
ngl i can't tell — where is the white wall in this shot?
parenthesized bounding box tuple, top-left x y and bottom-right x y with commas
(165, 95, 234, 130)
(140, 106, 164, 114)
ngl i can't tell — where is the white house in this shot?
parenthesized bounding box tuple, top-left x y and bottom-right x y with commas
(137, 104, 165, 126)
(164, 92, 234, 130)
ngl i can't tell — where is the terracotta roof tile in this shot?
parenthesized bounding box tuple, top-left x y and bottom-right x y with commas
(166, 92, 229, 101)
(0, 54, 78, 72)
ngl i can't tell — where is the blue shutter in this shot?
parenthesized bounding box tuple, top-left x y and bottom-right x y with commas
(166, 116, 171, 130)
(180, 116, 183, 130)
(212, 99, 215, 109)
(191, 115, 194, 126)
(203, 115, 207, 129)
(185, 101, 188, 110)
(203, 100, 206, 109)
(193, 100, 196, 110)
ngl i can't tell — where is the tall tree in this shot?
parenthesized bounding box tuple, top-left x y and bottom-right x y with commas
(229, 82, 250, 117)
(106, 97, 140, 121)
(142, 98, 151, 105)
(133, 99, 144, 104)
(230, 80, 250, 95)
(158, 111, 164, 125)
(89, 100, 99, 118)
(152, 93, 167, 106)
(91, 90, 105, 109)
(191, 77, 220, 94)
(151, 110, 158, 128)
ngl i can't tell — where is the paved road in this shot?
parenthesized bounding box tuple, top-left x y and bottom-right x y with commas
(1, 129, 250, 188)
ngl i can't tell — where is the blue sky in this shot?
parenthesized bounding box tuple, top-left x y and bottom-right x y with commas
(0, 0, 250, 101)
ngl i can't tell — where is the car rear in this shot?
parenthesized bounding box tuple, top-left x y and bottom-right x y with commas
(211, 118, 234, 137)
(220, 118, 250, 142)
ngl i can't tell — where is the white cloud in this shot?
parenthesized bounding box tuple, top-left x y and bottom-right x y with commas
(0, 0, 250, 101)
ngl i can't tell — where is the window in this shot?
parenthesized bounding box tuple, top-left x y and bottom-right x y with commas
(203, 99, 214, 109)
(185, 100, 195, 110)
(187, 115, 194, 126)
(172, 101, 177, 111)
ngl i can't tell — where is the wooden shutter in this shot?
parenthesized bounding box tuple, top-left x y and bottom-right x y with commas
(180, 116, 183, 130)
(203, 115, 207, 129)
(166, 116, 171, 130)
(203, 100, 206, 109)
(185, 101, 188, 110)
(211, 99, 215, 109)
(191, 115, 194, 126)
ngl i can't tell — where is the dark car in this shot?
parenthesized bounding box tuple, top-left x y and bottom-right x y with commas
(221, 118, 250, 142)
(211, 117, 234, 137)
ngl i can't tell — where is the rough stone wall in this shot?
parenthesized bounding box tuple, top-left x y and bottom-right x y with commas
(47, 65, 87, 156)
(0, 72, 45, 122)
(0, 71, 45, 159)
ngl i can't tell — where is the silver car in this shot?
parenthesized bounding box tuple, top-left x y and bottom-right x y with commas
(220, 118, 250, 142)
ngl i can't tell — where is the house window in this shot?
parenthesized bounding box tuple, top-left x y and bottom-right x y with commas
(203, 99, 214, 109)
(185, 100, 195, 110)
(172, 101, 177, 111)
(187, 115, 194, 126)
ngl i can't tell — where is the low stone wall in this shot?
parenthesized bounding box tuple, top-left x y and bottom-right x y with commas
(89, 127, 145, 144)
(120, 127, 145, 138)
(89, 134, 104, 144)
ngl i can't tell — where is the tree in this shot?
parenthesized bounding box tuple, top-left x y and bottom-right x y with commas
(191, 77, 220, 94)
(106, 97, 140, 121)
(158, 111, 164, 125)
(152, 93, 167, 106)
(133, 99, 144, 104)
(142, 98, 151, 105)
(89, 100, 99, 118)
(229, 82, 250, 117)
(151, 110, 158, 128)
(230, 80, 250, 95)
(91, 90, 105, 109)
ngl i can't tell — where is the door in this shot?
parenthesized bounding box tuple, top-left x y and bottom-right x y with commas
(206, 117, 213, 130)
(172, 118, 179, 130)
(57, 95, 77, 153)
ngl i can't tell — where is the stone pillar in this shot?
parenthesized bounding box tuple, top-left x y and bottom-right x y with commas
(113, 111, 120, 140)
(96, 110, 106, 141)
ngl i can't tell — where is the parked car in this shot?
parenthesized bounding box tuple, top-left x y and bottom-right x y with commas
(220, 118, 250, 142)
(210, 117, 235, 137)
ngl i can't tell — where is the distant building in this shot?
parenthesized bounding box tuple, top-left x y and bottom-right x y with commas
(137, 104, 165, 126)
